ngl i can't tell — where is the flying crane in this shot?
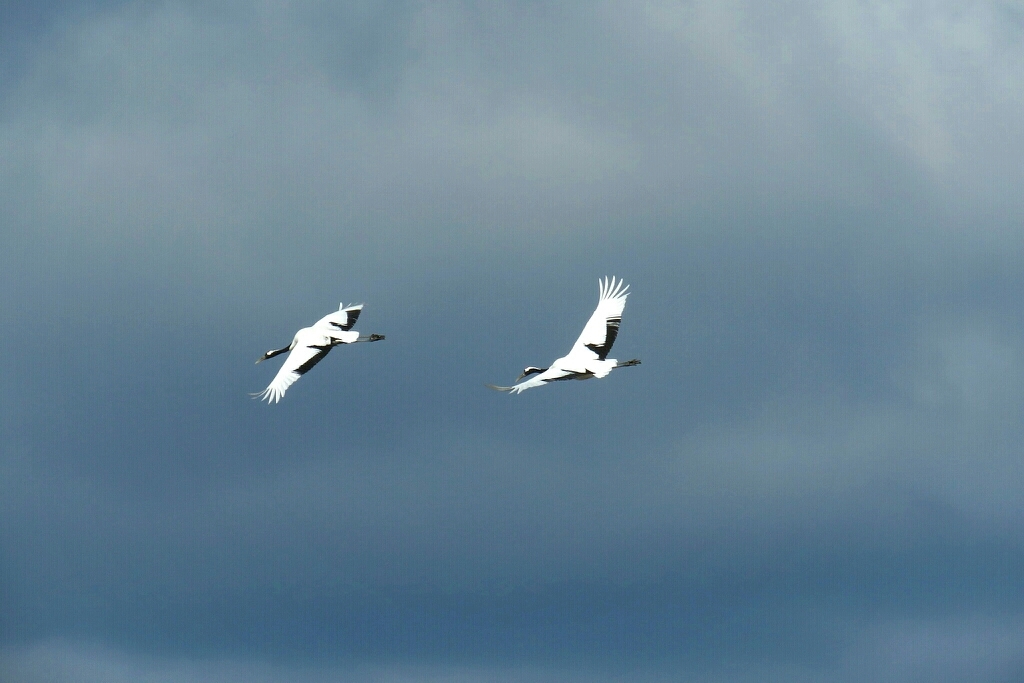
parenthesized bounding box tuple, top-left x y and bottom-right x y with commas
(487, 277, 640, 394)
(252, 303, 384, 403)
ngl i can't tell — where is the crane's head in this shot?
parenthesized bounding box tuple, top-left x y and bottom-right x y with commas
(516, 366, 547, 381)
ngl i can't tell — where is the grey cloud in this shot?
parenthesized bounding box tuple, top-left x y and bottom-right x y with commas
(6, 1, 1022, 267)
(5, 615, 1024, 682)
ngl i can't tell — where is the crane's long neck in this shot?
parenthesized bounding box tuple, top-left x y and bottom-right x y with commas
(258, 342, 293, 363)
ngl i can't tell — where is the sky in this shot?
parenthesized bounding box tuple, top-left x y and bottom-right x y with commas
(2, 1, 1024, 680)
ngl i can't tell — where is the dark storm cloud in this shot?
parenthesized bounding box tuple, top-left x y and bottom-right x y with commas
(3, 1, 1024, 681)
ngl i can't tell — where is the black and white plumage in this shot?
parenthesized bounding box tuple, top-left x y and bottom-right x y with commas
(487, 277, 640, 394)
(252, 303, 384, 403)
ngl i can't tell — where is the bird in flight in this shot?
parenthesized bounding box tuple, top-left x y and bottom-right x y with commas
(252, 303, 384, 403)
(487, 277, 640, 394)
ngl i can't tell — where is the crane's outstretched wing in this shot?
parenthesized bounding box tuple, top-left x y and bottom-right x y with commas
(486, 375, 547, 394)
(566, 277, 629, 361)
(251, 341, 332, 403)
(314, 303, 363, 332)
(486, 367, 582, 394)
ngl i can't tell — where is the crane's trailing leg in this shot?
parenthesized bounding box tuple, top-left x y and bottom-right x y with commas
(617, 358, 641, 368)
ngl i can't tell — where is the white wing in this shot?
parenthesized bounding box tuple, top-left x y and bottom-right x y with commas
(486, 367, 577, 394)
(252, 333, 333, 403)
(314, 303, 363, 333)
(565, 277, 629, 362)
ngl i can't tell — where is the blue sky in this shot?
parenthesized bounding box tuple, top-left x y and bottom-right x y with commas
(3, 1, 1024, 681)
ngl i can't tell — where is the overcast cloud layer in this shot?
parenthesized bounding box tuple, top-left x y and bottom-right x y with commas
(3, 1, 1024, 681)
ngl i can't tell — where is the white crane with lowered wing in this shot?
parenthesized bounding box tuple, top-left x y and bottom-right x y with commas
(252, 303, 384, 403)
